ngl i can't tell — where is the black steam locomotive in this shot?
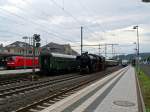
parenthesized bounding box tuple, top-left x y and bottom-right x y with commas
(76, 52, 118, 73)
(40, 51, 119, 74)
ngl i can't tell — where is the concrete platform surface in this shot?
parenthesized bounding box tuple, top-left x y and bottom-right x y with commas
(41, 66, 140, 112)
(0, 69, 39, 75)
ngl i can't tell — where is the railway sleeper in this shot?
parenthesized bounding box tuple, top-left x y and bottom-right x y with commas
(29, 108, 39, 112)
(0, 75, 101, 112)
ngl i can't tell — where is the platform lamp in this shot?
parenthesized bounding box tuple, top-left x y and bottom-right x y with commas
(133, 42, 137, 67)
(22, 36, 28, 70)
(133, 26, 140, 74)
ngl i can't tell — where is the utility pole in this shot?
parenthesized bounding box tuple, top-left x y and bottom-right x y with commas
(105, 44, 107, 58)
(114, 47, 116, 57)
(32, 37, 35, 75)
(133, 26, 140, 74)
(81, 26, 83, 54)
(22, 36, 28, 70)
(99, 44, 101, 56)
(112, 44, 114, 58)
(29, 37, 31, 46)
(82, 43, 118, 58)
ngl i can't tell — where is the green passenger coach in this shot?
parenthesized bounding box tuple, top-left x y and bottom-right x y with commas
(39, 52, 78, 74)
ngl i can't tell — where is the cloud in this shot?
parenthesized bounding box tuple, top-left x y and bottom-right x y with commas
(0, 5, 19, 13)
(47, 16, 73, 25)
(0, 0, 29, 13)
(0, 0, 150, 56)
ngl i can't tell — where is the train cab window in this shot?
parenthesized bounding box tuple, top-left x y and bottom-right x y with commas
(7, 56, 16, 61)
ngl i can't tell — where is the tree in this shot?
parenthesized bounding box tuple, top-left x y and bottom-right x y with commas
(147, 56, 150, 63)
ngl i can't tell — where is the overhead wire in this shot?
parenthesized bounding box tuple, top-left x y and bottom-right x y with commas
(49, 0, 82, 25)
(0, 7, 79, 43)
(0, 1, 83, 43)
(21, 0, 79, 37)
(49, 0, 104, 47)
(49, 0, 105, 42)
(77, 0, 106, 32)
(78, 0, 109, 32)
(0, 30, 24, 36)
(0, 0, 107, 48)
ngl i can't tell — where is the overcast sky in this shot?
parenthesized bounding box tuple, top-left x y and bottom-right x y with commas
(0, 0, 150, 57)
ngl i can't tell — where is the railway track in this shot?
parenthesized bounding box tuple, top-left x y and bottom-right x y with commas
(0, 73, 78, 89)
(0, 78, 29, 86)
(0, 74, 82, 98)
(16, 80, 93, 112)
(0, 74, 34, 86)
(15, 68, 127, 112)
(0, 73, 87, 112)
(0, 66, 123, 112)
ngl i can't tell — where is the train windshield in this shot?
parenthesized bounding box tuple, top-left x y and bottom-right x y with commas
(7, 56, 16, 61)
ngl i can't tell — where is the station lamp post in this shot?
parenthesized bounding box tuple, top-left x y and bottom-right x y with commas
(133, 26, 140, 74)
(133, 42, 138, 67)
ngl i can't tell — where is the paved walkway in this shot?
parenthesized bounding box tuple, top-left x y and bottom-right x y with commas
(41, 66, 140, 112)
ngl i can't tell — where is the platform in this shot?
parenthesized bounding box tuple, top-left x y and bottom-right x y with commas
(41, 66, 142, 112)
(0, 69, 39, 75)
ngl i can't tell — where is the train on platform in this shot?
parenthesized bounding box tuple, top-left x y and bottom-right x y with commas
(0, 51, 119, 73)
(39, 52, 119, 74)
(76, 52, 105, 73)
(0, 55, 39, 70)
(105, 59, 119, 67)
(121, 60, 128, 67)
(39, 52, 78, 73)
(6, 56, 39, 69)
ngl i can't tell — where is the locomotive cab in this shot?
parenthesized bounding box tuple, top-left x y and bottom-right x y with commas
(6, 56, 16, 69)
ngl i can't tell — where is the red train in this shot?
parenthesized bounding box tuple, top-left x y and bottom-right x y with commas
(6, 56, 39, 69)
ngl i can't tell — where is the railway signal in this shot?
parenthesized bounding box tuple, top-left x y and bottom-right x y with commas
(34, 34, 40, 42)
(33, 34, 41, 48)
(32, 34, 41, 76)
(36, 42, 41, 47)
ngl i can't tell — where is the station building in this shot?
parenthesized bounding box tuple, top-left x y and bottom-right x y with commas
(3, 41, 41, 56)
(42, 42, 78, 55)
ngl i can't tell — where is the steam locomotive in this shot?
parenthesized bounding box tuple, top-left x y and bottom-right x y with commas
(39, 52, 119, 74)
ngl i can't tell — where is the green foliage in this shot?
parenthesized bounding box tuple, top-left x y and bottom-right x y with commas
(138, 70, 150, 111)
(147, 56, 150, 61)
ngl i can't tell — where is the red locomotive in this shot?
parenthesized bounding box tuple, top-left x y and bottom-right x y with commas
(6, 56, 39, 69)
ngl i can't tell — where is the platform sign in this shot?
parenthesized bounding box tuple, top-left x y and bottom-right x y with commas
(36, 42, 41, 47)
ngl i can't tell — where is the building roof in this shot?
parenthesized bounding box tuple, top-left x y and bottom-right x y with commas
(5, 41, 32, 48)
(42, 42, 79, 55)
(3, 41, 78, 55)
